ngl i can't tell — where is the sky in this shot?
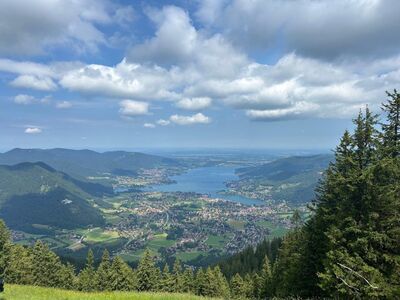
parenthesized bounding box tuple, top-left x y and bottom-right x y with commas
(1, 0, 400, 151)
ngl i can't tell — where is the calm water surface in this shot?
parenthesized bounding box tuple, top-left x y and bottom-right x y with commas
(145, 166, 263, 206)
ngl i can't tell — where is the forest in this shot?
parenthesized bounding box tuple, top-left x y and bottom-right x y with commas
(0, 90, 399, 299)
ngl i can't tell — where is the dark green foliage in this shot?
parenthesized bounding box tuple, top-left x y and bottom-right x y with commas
(0, 162, 105, 232)
(77, 249, 96, 291)
(218, 237, 282, 278)
(136, 249, 160, 292)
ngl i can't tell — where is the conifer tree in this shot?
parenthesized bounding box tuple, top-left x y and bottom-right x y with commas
(58, 263, 76, 290)
(78, 249, 96, 291)
(381, 89, 400, 157)
(0, 220, 11, 277)
(4, 244, 33, 285)
(96, 249, 112, 291)
(109, 256, 136, 291)
(159, 264, 173, 292)
(260, 255, 272, 298)
(136, 249, 159, 291)
(181, 267, 194, 293)
(230, 273, 246, 299)
(31, 241, 63, 287)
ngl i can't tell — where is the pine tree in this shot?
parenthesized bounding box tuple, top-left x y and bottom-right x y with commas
(260, 255, 272, 298)
(95, 249, 112, 291)
(0, 220, 11, 277)
(31, 241, 63, 287)
(381, 89, 400, 157)
(181, 267, 194, 294)
(171, 259, 183, 292)
(109, 256, 135, 291)
(159, 264, 174, 292)
(136, 249, 159, 291)
(212, 266, 230, 299)
(230, 273, 246, 299)
(58, 263, 76, 290)
(4, 244, 33, 285)
(78, 249, 97, 291)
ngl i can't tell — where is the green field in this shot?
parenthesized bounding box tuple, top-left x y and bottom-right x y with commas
(1, 285, 218, 300)
(83, 228, 120, 243)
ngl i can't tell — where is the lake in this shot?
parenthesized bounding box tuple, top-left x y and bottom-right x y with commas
(145, 166, 263, 206)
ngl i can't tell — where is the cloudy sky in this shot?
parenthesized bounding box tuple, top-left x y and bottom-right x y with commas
(1, 0, 400, 150)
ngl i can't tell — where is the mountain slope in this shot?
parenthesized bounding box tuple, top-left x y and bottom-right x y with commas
(236, 154, 333, 204)
(0, 162, 106, 232)
(0, 148, 181, 178)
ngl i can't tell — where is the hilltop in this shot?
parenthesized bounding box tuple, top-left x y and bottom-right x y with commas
(0, 148, 181, 179)
(0, 162, 107, 233)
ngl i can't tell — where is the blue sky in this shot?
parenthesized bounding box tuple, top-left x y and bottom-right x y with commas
(1, 0, 400, 150)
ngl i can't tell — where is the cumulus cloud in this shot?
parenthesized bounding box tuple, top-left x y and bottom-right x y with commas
(56, 101, 72, 109)
(10, 75, 57, 91)
(143, 123, 155, 128)
(176, 97, 212, 110)
(2, 3, 400, 123)
(25, 127, 42, 134)
(156, 119, 170, 126)
(170, 113, 211, 125)
(119, 100, 149, 116)
(199, 0, 400, 60)
(0, 0, 113, 55)
(14, 94, 51, 105)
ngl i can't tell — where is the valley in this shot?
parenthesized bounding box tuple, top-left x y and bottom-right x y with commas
(0, 148, 329, 267)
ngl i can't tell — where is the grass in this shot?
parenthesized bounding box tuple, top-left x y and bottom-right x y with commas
(176, 250, 205, 262)
(84, 228, 120, 243)
(1, 284, 217, 300)
(205, 235, 228, 249)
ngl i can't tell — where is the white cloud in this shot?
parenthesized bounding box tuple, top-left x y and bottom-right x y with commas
(10, 75, 57, 91)
(0, 59, 53, 76)
(14, 94, 51, 105)
(0, 0, 112, 55)
(200, 0, 400, 60)
(156, 119, 170, 126)
(25, 127, 42, 134)
(56, 101, 72, 109)
(119, 100, 149, 116)
(170, 113, 211, 125)
(143, 123, 155, 128)
(14, 94, 35, 105)
(176, 97, 212, 110)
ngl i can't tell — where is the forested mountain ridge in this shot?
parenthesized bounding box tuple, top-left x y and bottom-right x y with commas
(232, 154, 332, 204)
(0, 148, 181, 178)
(0, 162, 106, 232)
(237, 154, 332, 181)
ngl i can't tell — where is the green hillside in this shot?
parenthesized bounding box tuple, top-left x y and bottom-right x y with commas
(1, 285, 217, 300)
(0, 162, 105, 232)
(235, 154, 332, 204)
(0, 148, 181, 178)
(237, 154, 332, 180)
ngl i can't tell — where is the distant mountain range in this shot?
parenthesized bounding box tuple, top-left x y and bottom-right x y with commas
(0, 148, 181, 179)
(0, 162, 110, 233)
(236, 154, 333, 204)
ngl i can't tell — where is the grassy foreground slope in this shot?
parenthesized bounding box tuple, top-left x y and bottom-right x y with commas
(1, 285, 218, 300)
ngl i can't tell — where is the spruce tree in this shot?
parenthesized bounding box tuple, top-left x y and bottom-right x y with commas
(78, 249, 97, 291)
(0, 220, 11, 277)
(136, 249, 159, 291)
(381, 89, 400, 157)
(4, 244, 33, 285)
(159, 264, 173, 292)
(109, 256, 135, 291)
(96, 249, 112, 291)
